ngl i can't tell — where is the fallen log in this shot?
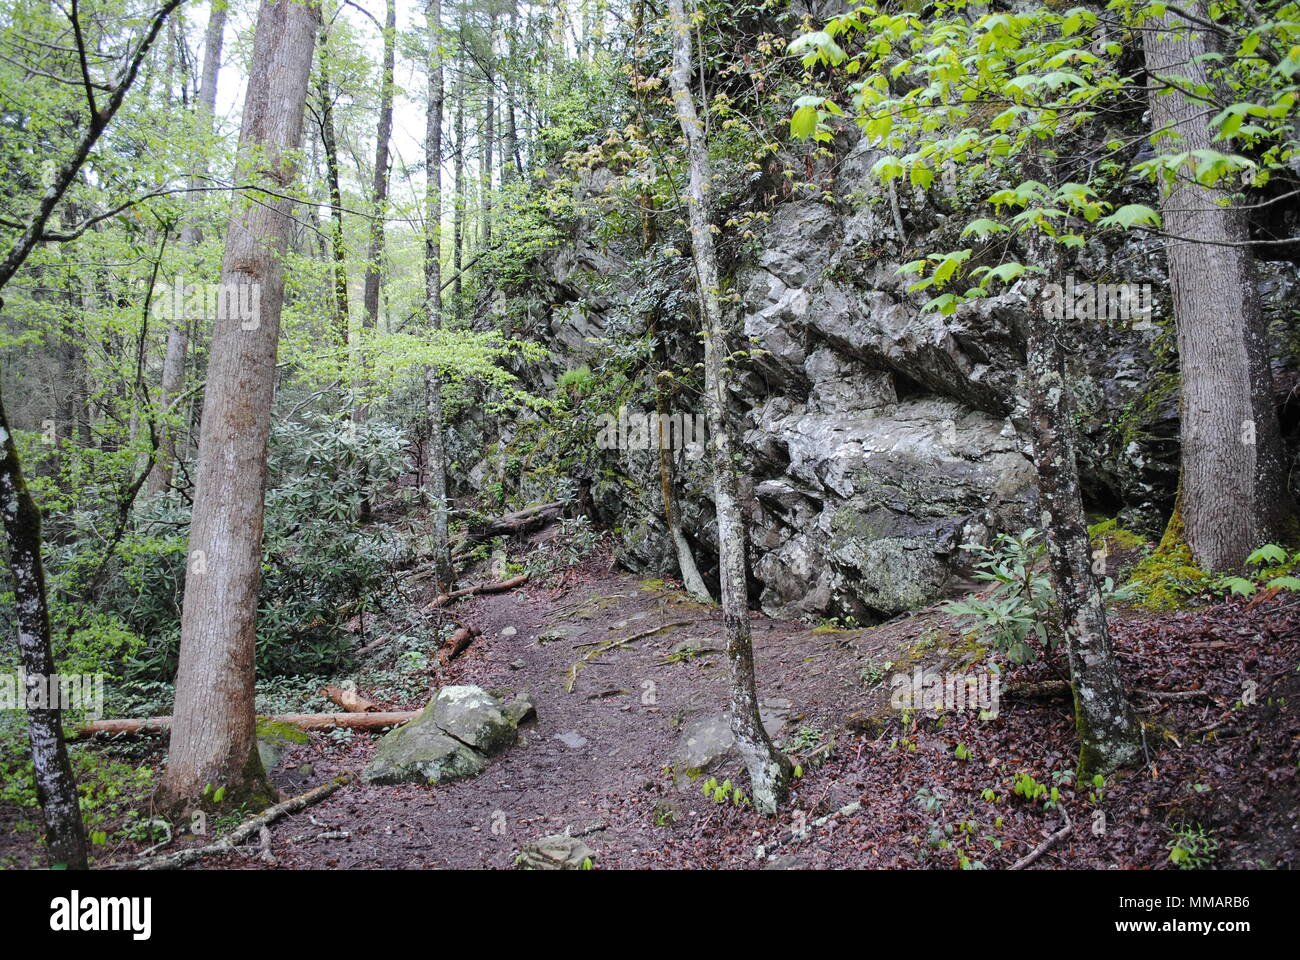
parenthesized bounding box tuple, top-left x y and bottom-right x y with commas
(423, 573, 530, 612)
(320, 684, 378, 713)
(105, 773, 356, 870)
(439, 625, 482, 666)
(468, 501, 563, 542)
(72, 712, 416, 740)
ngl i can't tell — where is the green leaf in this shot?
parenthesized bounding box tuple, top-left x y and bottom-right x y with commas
(790, 105, 819, 140)
(1098, 204, 1161, 230)
(1247, 544, 1287, 565)
(962, 218, 1009, 238)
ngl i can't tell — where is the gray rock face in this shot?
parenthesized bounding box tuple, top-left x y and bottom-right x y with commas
(481, 122, 1297, 624)
(361, 686, 526, 786)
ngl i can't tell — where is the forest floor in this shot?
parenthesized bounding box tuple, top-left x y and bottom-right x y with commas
(3, 524, 1299, 870)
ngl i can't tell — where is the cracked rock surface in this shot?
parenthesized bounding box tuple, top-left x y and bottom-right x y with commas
(361, 685, 530, 785)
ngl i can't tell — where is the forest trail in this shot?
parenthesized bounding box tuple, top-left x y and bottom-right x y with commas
(160, 524, 1300, 871)
(200, 546, 929, 869)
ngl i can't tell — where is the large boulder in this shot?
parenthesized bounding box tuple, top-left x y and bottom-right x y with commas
(361, 686, 528, 786)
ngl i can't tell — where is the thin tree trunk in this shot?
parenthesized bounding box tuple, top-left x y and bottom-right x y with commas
(1145, 5, 1292, 570)
(148, 1, 227, 497)
(452, 42, 466, 317)
(424, 0, 452, 590)
(480, 17, 495, 247)
(1024, 153, 1141, 777)
(157, 0, 321, 815)
(634, 0, 707, 602)
(503, 5, 522, 182)
(665, 0, 789, 816)
(355, 0, 396, 428)
(0, 388, 88, 868)
(316, 15, 350, 354)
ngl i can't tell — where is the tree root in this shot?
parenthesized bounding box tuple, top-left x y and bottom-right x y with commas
(564, 620, 692, 692)
(105, 773, 356, 870)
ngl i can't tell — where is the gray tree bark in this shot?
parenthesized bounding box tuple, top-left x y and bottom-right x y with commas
(424, 0, 452, 590)
(157, 0, 321, 814)
(1025, 154, 1141, 777)
(315, 13, 350, 354)
(0, 392, 88, 868)
(1145, 5, 1293, 570)
(355, 0, 396, 432)
(665, 0, 790, 816)
(452, 33, 466, 317)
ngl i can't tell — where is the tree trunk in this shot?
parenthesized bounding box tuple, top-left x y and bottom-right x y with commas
(0, 385, 88, 868)
(1145, 5, 1292, 570)
(665, 0, 790, 816)
(452, 37, 466, 317)
(316, 14, 350, 354)
(355, 0, 396, 431)
(147, 0, 228, 497)
(157, 0, 321, 815)
(480, 17, 495, 247)
(1024, 156, 1142, 777)
(424, 0, 452, 590)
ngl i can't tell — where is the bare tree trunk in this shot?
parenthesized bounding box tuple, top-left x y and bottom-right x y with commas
(631, 0, 707, 602)
(355, 0, 396, 421)
(0, 388, 88, 868)
(665, 0, 789, 816)
(157, 0, 321, 815)
(148, 0, 227, 497)
(480, 16, 495, 247)
(1024, 155, 1141, 777)
(503, 4, 522, 182)
(1145, 5, 1292, 570)
(424, 0, 452, 590)
(452, 38, 466, 317)
(316, 14, 350, 353)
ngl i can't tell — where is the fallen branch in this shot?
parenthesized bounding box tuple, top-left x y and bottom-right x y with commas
(439, 625, 482, 666)
(1010, 807, 1072, 870)
(73, 712, 415, 740)
(319, 685, 377, 713)
(467, 501, 563, 542)
(423, 573, 530, 612)
(105, 773, 356, 870)
(754, 800, 863, 861)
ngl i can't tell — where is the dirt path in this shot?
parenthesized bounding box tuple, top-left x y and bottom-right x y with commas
(225, 563, 912, 869)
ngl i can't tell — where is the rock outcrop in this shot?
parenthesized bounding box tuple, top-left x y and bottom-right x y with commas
(361, 686, 532, 786)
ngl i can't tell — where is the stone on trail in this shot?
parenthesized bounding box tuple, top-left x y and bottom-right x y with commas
(519, 835, 596, 870)
(255, 718, 310, 775)
(361, 685, 528, 785)
(669, 706, 788, 788)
